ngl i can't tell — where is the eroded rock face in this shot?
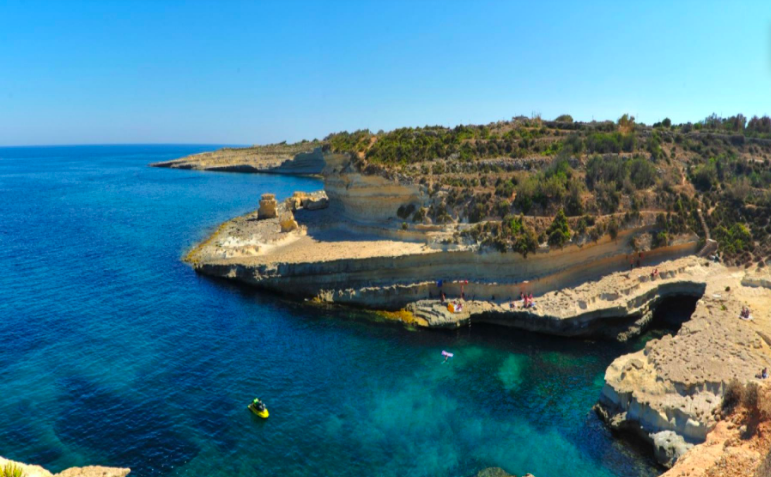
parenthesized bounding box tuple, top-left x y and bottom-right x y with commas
(303, 190, 329, 210)
(323, 153, 425, 224)
(258, 193, 278, 219)
(652, 430, 694, 468)
(597, 265, 771, 468)
(279, 211, 299, 232)
(285, 191, 329, 211)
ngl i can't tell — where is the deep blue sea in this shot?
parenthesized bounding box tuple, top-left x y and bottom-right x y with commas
(0, 145, 662, 477)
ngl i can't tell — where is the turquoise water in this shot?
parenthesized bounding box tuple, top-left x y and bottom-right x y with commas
(0, 145, 661, 477)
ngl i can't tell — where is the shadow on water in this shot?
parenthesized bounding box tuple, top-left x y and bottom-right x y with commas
(55, 377, 200, 475)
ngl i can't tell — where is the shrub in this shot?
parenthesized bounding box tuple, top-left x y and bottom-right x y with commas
(628, 157, 657, 189)
(576, 215, 592, 235)
(469, 203, 488, 223)
(412, 207, 427, 223)
(690, 159, 719, 191)
(513, 224, 539, 258)
(760, 387, 771, 420)
(495, 179, 516, 198)
(715, 223, 753, 255)
(652, 231, 669, 248)
(1, 463, 25, 477)
(401, 222, 408, 230)
(594, 180, 621, 213)
(586, 132, 636, 154)
(555, 114, 574, 123)
(608, 218, 619, 240)
(743, 381, 760, 415)
(495, 200, 511, 218)
(722, 378, 743, 411)
(547, 209, 571, 248)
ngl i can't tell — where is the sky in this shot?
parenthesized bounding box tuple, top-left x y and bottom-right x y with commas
(1, 0, 770, 146)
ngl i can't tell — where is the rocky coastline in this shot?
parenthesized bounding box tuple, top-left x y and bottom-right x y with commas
(151, 144, 325, 175)
(163, 144, 771, 474)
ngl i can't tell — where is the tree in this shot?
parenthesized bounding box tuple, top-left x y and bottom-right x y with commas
(748, 115, 771, 134)
(547, 209, 571, 248)
(555, 114, 574, 123)
(618, 114, 636, 134)
(608, 217, 619, 240)
(513, 224, 539, 258)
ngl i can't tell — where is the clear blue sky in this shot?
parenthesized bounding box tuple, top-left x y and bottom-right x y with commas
(1, 0, 770, 146)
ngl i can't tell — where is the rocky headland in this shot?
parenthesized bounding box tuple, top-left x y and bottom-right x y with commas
(166, 115, 771, 474)
(151, 143, 325, 175)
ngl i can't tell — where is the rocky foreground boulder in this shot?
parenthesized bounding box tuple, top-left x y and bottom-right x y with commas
(0, 457, 129, 477)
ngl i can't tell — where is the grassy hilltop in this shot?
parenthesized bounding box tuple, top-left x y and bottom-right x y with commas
(315, 113, 771, 265)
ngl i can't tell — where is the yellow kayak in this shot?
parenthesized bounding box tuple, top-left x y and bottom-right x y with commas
(248, 401, 269, 419)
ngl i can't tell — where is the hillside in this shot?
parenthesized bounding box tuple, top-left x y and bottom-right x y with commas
(163, 113, 771, 265)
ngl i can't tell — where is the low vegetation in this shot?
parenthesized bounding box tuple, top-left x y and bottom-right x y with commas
(1, 463, 25, 477)
(244, 112, 771, 262)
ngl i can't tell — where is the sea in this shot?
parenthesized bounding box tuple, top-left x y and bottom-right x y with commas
(0, 145, 665, 477)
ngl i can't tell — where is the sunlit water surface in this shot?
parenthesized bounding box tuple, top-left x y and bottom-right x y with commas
(0, 145, 664, 477)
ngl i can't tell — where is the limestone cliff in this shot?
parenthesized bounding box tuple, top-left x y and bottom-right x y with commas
(661, 383, 771, 477)
(322, 153, 426, 225)
(596, 264, 771, 467)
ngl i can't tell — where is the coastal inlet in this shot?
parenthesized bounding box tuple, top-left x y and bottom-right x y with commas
(0, 145, 661, 477)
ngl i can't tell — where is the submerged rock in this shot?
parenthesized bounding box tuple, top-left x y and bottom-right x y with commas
(472, 468, 535, 477)
(472, 468, 514, 477)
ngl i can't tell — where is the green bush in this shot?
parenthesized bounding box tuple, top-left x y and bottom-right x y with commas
(652, 231, 669, 248)
(546, 209, 571, 248)
(504, 215, 540, 257)
(585, 132, 636, 154)
(495, 200, 511, 218)
(715, 223, 753, 254)
(495, 179, 516, 197)
(690, 159, 719, 191)
(628, 157, 657, 189)
(1, 463, 25, 477)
